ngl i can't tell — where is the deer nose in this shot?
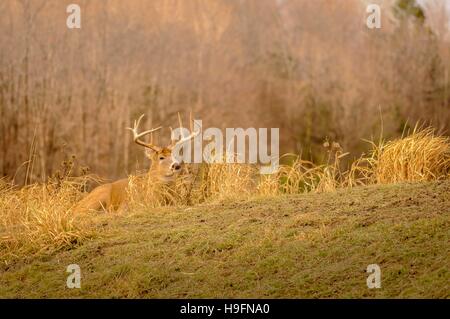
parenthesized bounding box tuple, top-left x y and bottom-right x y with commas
(172, 163, 181, 171)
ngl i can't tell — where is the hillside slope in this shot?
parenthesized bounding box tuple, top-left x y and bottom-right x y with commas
(1, 181, 449, 298)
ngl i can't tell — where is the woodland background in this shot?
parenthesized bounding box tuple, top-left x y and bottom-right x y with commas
(1, 0, 449, 184)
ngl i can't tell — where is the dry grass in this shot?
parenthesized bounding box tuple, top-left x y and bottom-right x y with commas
(0, 179, 95, 263)
(366, 126, 450, 184)
(194, 161, 258, 203)
(262, 143, 351, 196)
(1, 126, 449, 264)
(128, 159, 258, 208)
(258, 126, 450, 195)
(127, 172, 194, 209)
(0, 158, 101, 263)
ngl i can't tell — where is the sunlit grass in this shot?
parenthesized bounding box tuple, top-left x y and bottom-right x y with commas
(0, 126, 449, 264)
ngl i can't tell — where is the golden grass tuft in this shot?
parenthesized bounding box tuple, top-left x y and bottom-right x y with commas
(367, 126, 450, 184)
(127, 172, 194, 209)
(269, 142, 352, 195)
(195, 161, 257, 202)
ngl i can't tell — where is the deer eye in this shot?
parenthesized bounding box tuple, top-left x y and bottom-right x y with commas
(159, 156, 165, 160)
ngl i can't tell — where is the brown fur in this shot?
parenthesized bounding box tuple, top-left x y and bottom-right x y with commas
(73, 178, 129, 213)
(73, 147, 182, 213)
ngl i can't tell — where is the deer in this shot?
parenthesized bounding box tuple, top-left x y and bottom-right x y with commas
(73, 113, 199, 213)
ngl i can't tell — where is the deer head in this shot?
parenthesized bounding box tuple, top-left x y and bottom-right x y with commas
(127, 113, 199, 183)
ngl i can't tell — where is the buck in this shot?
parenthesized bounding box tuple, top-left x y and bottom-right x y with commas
(74, 114, 199, 213)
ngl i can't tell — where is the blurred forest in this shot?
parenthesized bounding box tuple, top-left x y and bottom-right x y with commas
(1, 0, 449, 184)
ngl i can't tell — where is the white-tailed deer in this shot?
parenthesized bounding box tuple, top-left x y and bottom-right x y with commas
(74, 113, 199, 213)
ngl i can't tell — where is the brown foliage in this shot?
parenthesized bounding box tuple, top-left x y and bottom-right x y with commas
(0, 0, 449, 184)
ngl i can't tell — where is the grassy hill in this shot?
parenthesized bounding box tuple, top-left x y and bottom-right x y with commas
(0, 180, 449, 298)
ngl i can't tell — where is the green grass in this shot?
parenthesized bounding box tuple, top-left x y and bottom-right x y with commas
(0, 181, 449, 298)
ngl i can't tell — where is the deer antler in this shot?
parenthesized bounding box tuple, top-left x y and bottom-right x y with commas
(127, 114, 162, 152)
(169, 112, 200, 150)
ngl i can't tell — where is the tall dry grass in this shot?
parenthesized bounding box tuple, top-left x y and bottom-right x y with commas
(258, 126, 450, 196)
(124, 125, 450, 204)
(366, 126, 450, 184)
(0, 179, 93, 263)
(127, 160, 259, 208)
(1, 125, 449, 264)
(0, 157, 101, 264)
(127, 172, 194, 209)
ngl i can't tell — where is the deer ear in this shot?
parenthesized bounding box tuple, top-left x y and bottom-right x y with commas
(145, 148, 156, 159)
